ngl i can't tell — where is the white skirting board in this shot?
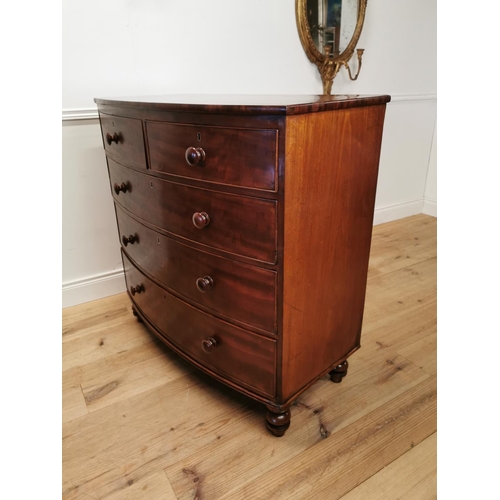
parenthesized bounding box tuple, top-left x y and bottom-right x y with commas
(422, 198, 437, 217)
(373, 198, 425, 226)
(62, 200, 437, 308)
(62, 270, 126, 308)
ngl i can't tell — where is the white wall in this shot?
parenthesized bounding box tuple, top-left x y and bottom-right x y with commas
(424, 122, 437, 216)
(62, 0, 437, 307)
(62, 119, 124, 305)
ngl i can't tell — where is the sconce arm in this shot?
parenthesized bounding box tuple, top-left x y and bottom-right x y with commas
(343, 49, 364, 81)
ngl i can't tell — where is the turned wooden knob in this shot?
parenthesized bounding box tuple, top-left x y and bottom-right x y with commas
(122, 234, 138, 246)
(114, 182, 129, 195)
(201, 337, 218, 353)
(196, 276, 214, 293)
(130, 284, 144, 296)
(106, 132, 120, 145)
(185, 147, 206, 166)
(192, 211, 210, 229)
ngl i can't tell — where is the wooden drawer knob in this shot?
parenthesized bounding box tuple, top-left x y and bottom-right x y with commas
(130, 284, 144, 296)
(114, 182, 129, 195)
(122, 234, 138, 246)
(196, 276, 214, 293)
(192, 211, 210, 229)
(185, 147, 206, 166)
(106, 132, 120, 145)
(201, 337, 218, 353)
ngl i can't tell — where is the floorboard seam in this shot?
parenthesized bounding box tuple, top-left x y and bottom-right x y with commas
(367, 255, 437, 282)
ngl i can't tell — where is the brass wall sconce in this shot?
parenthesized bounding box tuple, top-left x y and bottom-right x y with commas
(296, 0, 368, 95)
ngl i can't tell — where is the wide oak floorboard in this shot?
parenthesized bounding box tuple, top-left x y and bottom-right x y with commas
(62, 214, 437, 499)
(338, 432, 437, 500)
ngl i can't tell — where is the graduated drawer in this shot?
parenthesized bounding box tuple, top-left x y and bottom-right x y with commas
(99, 113, 147, 168)
(116, 206, 277, 333)
(146, 121, 278, 191)
(108, 158, 277, 263)
(123, 253, 276, 397)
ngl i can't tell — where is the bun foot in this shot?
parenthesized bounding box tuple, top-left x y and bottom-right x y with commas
(329, 360, 349, 383)
(265, 407, 291, 437)
(132, 306, 143, 323)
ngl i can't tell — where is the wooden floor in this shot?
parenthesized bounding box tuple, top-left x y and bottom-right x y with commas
(62, 214, 437, 500)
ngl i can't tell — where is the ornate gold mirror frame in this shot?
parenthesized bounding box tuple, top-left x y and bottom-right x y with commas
(296, 0, 368, 94)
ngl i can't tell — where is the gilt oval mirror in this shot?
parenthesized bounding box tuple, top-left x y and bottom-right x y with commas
(296, 0, 368, 94)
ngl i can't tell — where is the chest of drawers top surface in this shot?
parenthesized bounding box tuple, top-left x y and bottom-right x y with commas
(95, 94, 390, 436)
(95, 93, 390, 115)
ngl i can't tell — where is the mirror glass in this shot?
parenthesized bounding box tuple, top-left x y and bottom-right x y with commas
(306, 0, 359, 57)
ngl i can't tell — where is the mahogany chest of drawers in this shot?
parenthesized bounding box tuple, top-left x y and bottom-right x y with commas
(95, 94, 390, 436)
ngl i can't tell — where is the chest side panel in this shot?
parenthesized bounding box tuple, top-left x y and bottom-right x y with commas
(281, 105, 387, 402)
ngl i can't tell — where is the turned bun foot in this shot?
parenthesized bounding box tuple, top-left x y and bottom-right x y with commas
(265, 407, 291, 437)
(329, 360, 349, 383)
(132, 306, 143, 323)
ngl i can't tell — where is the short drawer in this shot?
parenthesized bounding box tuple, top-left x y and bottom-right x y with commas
(123, 253, 276, 397)
(146, 122, 278, 191)
(116, 206, 277, 333)
(108, 158, 277, 263)
(99, 113, 147, 168)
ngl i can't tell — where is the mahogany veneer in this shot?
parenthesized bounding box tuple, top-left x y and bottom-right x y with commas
(146, 122, 278, 190)
(95, 94, 390, 436)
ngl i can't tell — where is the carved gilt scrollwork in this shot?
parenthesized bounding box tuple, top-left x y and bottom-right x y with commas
(296, 0, 368, 94)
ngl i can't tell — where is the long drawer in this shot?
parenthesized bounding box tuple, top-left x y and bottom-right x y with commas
(146, 121, 278, 191)
(123, 253, 276, 397)
(116, 205, 277, 333)
(108, 158, 277, 263)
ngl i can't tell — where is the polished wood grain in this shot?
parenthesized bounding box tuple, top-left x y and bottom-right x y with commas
(95, 94, 390, 116)
(97, 102, 283, 136)
(122, 253, 276, 397)
(97, 95, 392, 436)
(146, 121, 278, 191)
(281, 104, 387, 402)
(99, 113, 147, 168)
(116, 206, 277, 333)
(108, 158, 278, 263)
(62, 215, 436, 500)
(115, 204, 157, 273)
